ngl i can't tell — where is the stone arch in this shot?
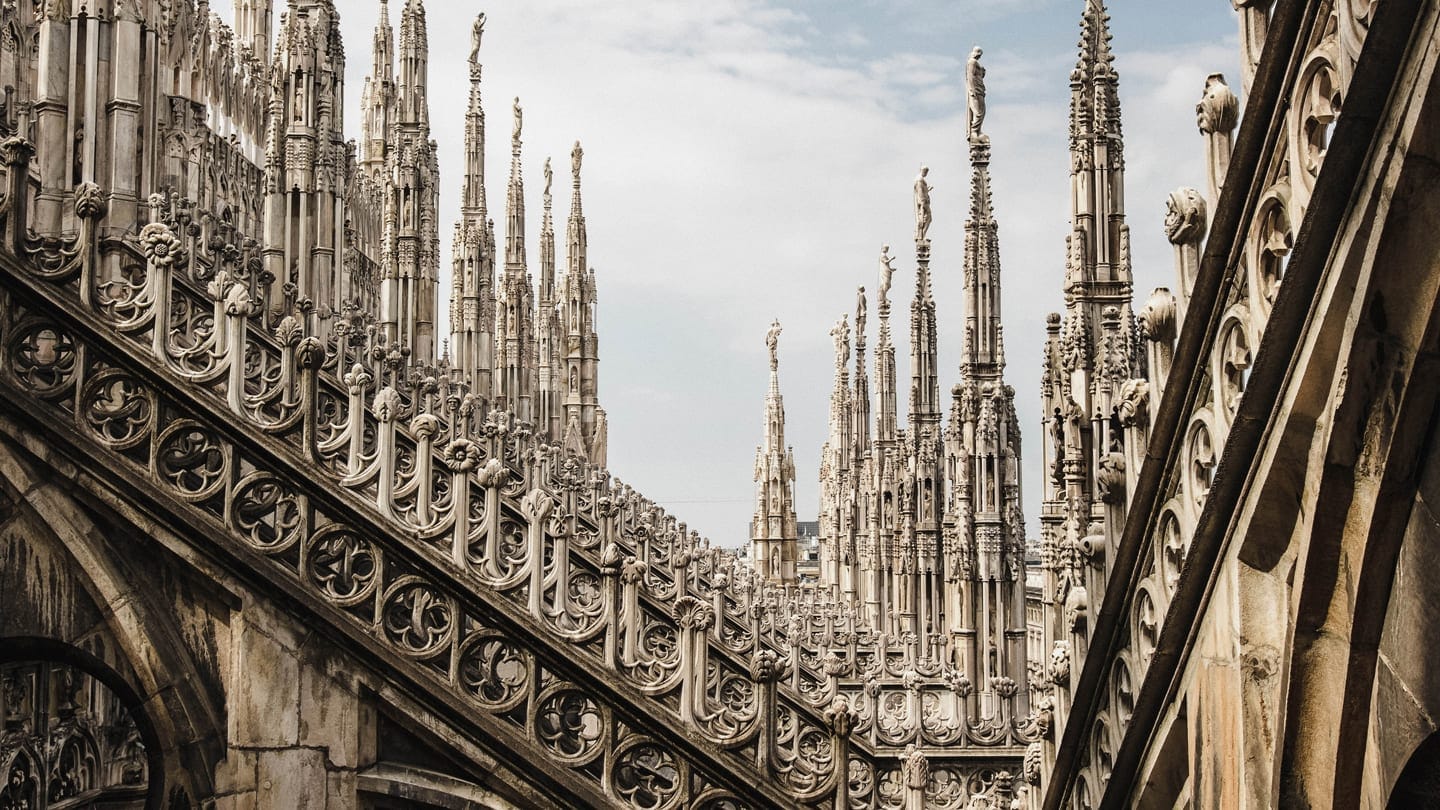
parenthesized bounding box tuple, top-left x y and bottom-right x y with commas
(0, 636, 165, 808)
(0, 430, 227, 804)
(1389, 732, 1440, 808)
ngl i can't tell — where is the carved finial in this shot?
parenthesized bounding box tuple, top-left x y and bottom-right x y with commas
(1163, 187, 1207, 245)
(913, 166, 932, 243)
(468, 12, 486, 65)
(966, 46, 987, 141)
(1196, 73, 1238, 135)
(765, 320, 782, 371)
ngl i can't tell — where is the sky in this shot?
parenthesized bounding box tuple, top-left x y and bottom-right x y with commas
(219, 0, 1241, 547)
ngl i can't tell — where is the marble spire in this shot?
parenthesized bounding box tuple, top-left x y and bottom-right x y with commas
(753, 321, 798, 585)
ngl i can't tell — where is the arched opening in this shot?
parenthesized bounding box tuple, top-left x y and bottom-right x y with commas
(1389, 733, 1440, 808)
(0, 638, 164, 809)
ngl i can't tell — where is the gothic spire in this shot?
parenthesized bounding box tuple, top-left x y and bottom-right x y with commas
(909, 221, 940, 426)
(560, 140, 603, 463)
(963, 48, 1004, 378)
(875, 246, 898, 445)
(853, 286, 871, 462)
(1071, 0, 1122, 144)
(359, 0, 395, 173)
(567, 141, 587, 279)
(461, 13, 487, 223)
(504, 98, 527, 274)
(397, 0, 429, 127)
(1065, 0, 1130, 296)
(540, 158, 556, 303)
(494, 97, 536, 423)
(753, 320, 798, 585)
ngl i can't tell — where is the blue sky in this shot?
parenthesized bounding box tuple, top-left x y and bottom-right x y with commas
(223, 1, 1241, 545)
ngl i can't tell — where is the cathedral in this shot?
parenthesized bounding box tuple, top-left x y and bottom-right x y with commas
(0, 0, 1437, 807)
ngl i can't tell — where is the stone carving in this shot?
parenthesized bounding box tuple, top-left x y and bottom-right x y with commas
(1197, 72, 1239, 204)
(902, 744, 928, 789)
(469, 12, 486, 65)
(1096, 452, 1126, 504)
(967, 47, 987, 140)
(1164, 187, 1207, 246)
(1116, 378, 1150, 428)
(1196, 72, 1239, 135)
(1049, 642, 1071, 685)
(831, 315, 850, 371)
(879, 245, 896, 307)
(914, 166, 932, 242)
(765, 319, 781, 371)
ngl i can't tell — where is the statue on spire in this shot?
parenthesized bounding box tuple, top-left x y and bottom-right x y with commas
(571, 141, 584, 181)
(766, 320, 782, 371)
(469, 13, 486, 65)
(913, 166, 932, 243)
(879, 244, 896, 307)
(856, 286, 867, 338)
(831, 316, 851, 371)
(543, 157, 553, 198)
(511, 97, 523, 147)
(966, 47, 987, 141)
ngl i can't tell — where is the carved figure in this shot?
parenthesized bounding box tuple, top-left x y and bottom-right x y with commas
(1116, 378, 1151, 427)
(571, 140, 583, 178)
(855, 286, 867, 338)
(879, 245, 895, 306)
(765, 320, 781, 371)
(469, 13, 486, 64)
(966, 47, 987, 140)
(511, 97, 522, 145)
(830, 316, 850, 369)
(543, 157, 552, 197)
(913, 166, 932, 242)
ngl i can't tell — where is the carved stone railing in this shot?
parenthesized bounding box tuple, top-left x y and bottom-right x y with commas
(1043, 1, 1380, 807)
(0, 126, 1037, 807)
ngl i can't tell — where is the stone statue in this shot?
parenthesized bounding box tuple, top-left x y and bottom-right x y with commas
(765, 320, 782, 371)
(855, 286, 867, 338)
(966, 47, 987, 140)
(469, 13, 486, 65)
(831, 316, 850, 369)
(879, 245, 895, 306)
(571, 140, 583, 179)
(913, 166, 932, 242)
(511, 97, 522, 145)
(543, 157, 552, 198)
